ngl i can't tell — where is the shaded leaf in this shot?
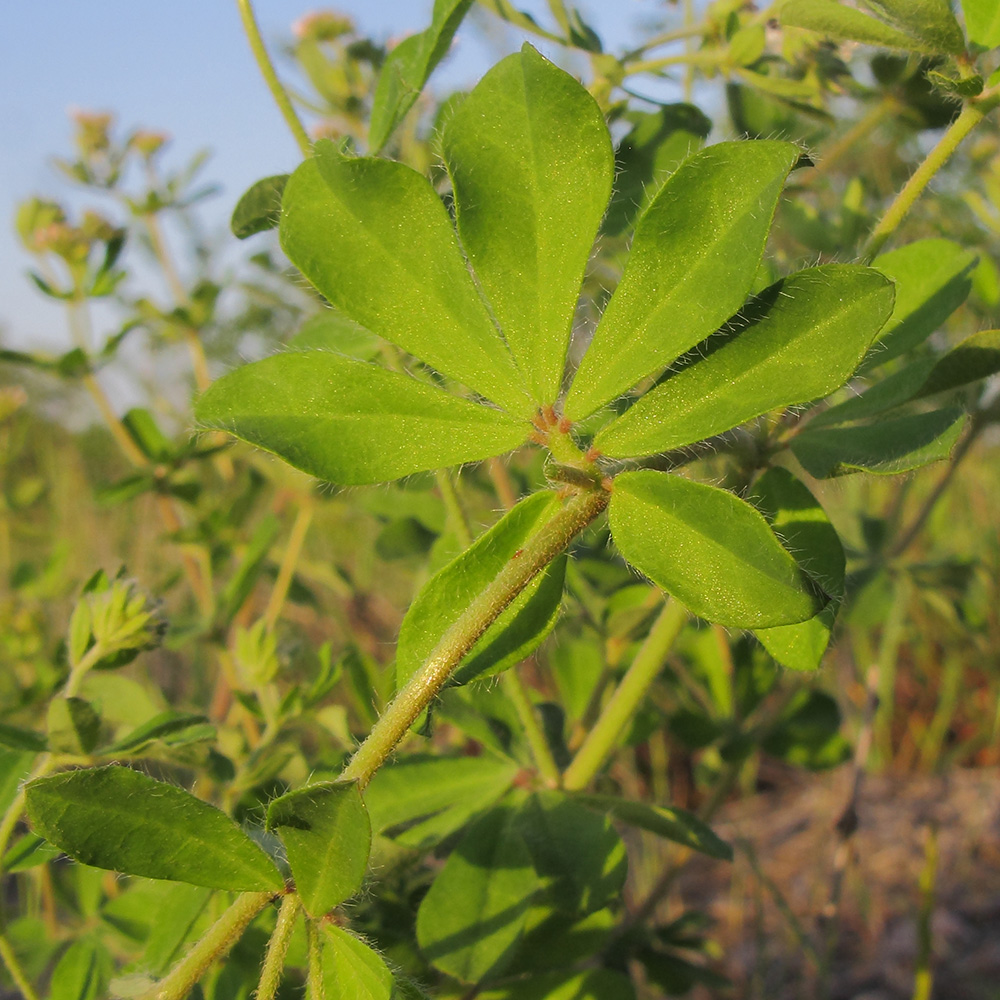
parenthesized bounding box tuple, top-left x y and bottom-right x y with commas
(368, 0, 475, 153)
(280, 143, 530, 416)
(609, 471, 823, 628)
(196, 352, 529, 486)
(24, 765, 283, 891)
(266, 780, 370, 917)
(416, 806, 538, 982)
(231, 174, 288, 239)
(49, 938, 113, 1000)
(865, 239, 976, 369)
(396, 492, 565, 692)
(962, 0, 1000, 48)
(287, 310, 381, 360)
(515, 791, 627, 914)
(859, 0, 966, 54)
(322, 925, 393, 1000)
(791, 407, 966, 477)
(363, 754, 518, 838)
(782, 0, 935, 51)
(565, 141, 800, 419)
(106, 711, 213, 754)
(47, 698, 101, 755)
(442, 44, 613, 403)
(595, 265, 894, 458)
(2, 832, 59, 872)
(478, 968, 636, 1000)
(0, 723, 46, 753)
(574, 793, 732, 860)
(751, 468, 845, 671)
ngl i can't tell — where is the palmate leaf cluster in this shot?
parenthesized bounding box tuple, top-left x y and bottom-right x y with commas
(198, 43, 894, 641)
(8, 4, 1000, 999)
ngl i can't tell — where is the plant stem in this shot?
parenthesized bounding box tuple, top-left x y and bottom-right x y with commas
(306, 919, 326, 1000)
(256, 894, 300, 1000)
(862, 85, 1000, 262)
(263, 499, 314, 632)
(888, 416, 983, 558)
(812, 99, 896, 178)
(142, 891, 274, 1000)
(340, 486, 610, 788)
(237, 0, 312, 158)
(562, 597, 687, 792)
(436, 469, 473, 549)
(0, 928, 41, 1000)
(913, 825, 939, 1000)
(503, 668, 561, 787)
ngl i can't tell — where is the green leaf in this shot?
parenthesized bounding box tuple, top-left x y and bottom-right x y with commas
(24, 765, 284, 891)
(287, 310, 381, 360)
(322, 925, 393, 1000)
(594, 265, 894, 458)
(265, 780, 370, 917)
(441, 44, 613, 404)
(478, 969, 636, 1000)
(781, 0, 936, 51)
(396, 492, 565, 692)
(763, 689, 851, 769)
(49, 938, 113, 1000)
(573, 793, 732, 861)
(2, 832, 59, 872)
(859, 0, 966, 54)
(916, 328, 1000, 397)
(865, 239, 976, 370)
(751, 468, 845, 671)
(0, 722, 46, 752)
(218, 514, 281, 625)
(604, 105, 712, 236)
(812, 329, 1000, 429)
(368, 0, 475, 153)
(791, 407, 967, 477)
(106, 711, 213, 754)
(231, 174, 288, 239)
(515, 791, 627, 914)
(280, 143, 530, 417)
(566, 140, 800, 420)
(363, 754, 519, 844)
(963, 0, 1000, 48)
(609, 471, 823, 628)
(47, 698, 101, 755)
(416, 806, 538, 982)
(196, 352, 528, 486)
(141, 883, 213, 975)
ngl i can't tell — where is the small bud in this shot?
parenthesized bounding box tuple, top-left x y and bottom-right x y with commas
(233, 620, 280, 686)
(15, 198, 67, 253)
(69, 108, 114, 157)
(130, 130, 170, 159)
(82, 576, 166, 665)
(292, 10, 354, 42)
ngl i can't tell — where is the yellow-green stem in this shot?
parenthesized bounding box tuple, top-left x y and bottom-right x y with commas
(562, 597, 687, 791)
(503, 668, 561, 787)
(256, 894, 301, 1000)
(141, 891, 274, 1000)
(863, 86, 1000, 262)
(306, 919, 326, 1000)
(264, 500, 314, 632)
(237, 0, 312, 157)
(340, 486, 609, 788)
(436, 469, 473, 549)
(0, 928, 41, 1000)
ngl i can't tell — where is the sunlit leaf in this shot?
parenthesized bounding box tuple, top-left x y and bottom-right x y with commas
(442, 44, 613, 403)
(595, 265, 894, 458)
(609, 471, 823, 628)
(25, 765, 283, 891)
(280, 142, 531, 416)
(565, 141, 800, 420)
(196, 352, 529, 486)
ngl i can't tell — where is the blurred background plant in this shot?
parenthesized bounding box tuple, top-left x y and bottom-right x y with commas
(1, 2, 999, 999)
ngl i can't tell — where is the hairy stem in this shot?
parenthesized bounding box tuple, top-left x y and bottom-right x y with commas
(256, 894, 301, 1000)
(340, 486, 609, 788)
(142, 891, 275, 1000)
(562, 597, 687, 792)
(863, 85, 1000, 262)
(236, 0, 312, 157)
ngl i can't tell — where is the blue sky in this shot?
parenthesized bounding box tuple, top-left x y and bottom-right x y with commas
(0, 1, 682, 353)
